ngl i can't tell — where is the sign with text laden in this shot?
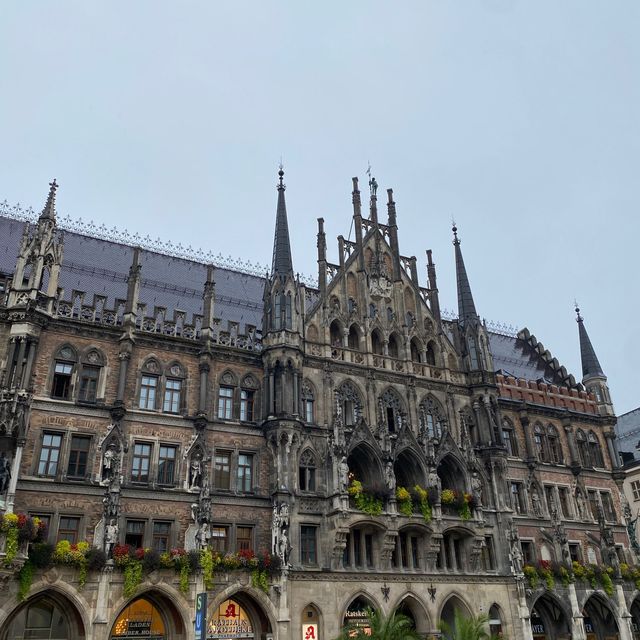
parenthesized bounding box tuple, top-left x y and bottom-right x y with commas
(195, 593, 207, 640)
(303, 623, 318, 640)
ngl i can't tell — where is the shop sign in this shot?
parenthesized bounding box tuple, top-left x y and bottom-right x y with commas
(303, 624, 318, 640)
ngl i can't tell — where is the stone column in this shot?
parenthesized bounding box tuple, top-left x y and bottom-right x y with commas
(519, 410, 536, 461)
(12, 339, 27, 390)
(605, 431, 621, 469)
(198, 362, 209, 414)
(567, 583, 586, 640)
(615, 582, 633, 640)
(5, 442, 24, 514)
(116, 352, 130, 404)
(562, 418, 580, 467)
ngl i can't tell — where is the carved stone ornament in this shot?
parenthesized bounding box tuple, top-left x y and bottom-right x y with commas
(369, 275, 392, 300)
(170, 364, 182, 377)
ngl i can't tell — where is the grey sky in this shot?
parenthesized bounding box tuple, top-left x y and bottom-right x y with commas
(1, 2, 638, 414)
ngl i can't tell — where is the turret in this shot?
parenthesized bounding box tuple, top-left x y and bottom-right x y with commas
(575, 304, 614, 417)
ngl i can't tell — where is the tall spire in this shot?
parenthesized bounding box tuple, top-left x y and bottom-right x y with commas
(453, 224, 478, 323)
(40, 179, 58, 221)
(270, 166, 293, 278)
(575, 304, 605, 379)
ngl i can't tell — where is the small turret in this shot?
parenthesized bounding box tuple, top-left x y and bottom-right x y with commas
(575, 304, 614, 416)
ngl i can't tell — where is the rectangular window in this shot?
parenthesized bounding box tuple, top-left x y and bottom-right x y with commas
(139, 375, 158, 410)
(236, 453, 253, 493)
(132, 442, 152, 483)
(157, 445, 177, 485)
(163, 379, 182, 413)
(214, 451, 231, 490)
(125, 520, 145, 549)
(152, 522, 171, 553)
(503, 429, 518, 457)
(217, 386, 233, 420)
(569, 543, 581, 563)
(632, 481, 640, 502)
(67, 435, 91, 479)
(210, 526, 229, 553)
(38, 432, 63, 476)
(240, 389, 254, 422)
(57, 516, 80, 543)
(588, 490, 600, 520)
(558, 487, 571, 519)
(78, 366, 100, 403)
(482, 536, 495, 570)
(300, 526, 317, 565)
(236, 526, 252, 552)
(304, 398, 314, 424)
(510, 482, 526, 514)
(51, 361, 73, 400)
(30, 514, 51, 540)
(521, 540, 535, 565)
(299, 465, 316, 492)
(601, 492, 616, 522)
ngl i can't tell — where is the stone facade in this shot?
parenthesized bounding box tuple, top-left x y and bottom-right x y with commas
(0, 176, 635, 640)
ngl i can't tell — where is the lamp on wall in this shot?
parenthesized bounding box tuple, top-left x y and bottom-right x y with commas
(381, 583, 390, 602)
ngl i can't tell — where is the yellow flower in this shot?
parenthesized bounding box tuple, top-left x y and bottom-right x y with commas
(396, 487, 410, 502)
(441, 489, 455, 504)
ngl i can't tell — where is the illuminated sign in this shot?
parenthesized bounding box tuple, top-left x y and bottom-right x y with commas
(208, 600, 254, 639)
(303, 624, 318, 640)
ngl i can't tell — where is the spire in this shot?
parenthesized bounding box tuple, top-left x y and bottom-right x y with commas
(575, 304, 605, 379)
(453, 224, 478, 323)
(270, 166, 293, 279)
(40, 179, 58, 221)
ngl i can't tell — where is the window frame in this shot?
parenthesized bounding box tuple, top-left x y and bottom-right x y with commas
(235, 526, 253, 552)
(57, 515, 80, 544)
(51, 361, 74, 400)
(163, 378, 182, 414)
(209, 525, 229, 553)
(217, 386, 234, 420)
(38, 432, 63, 477)
(131, 441, 153, 484)
(77, 365, 100, 404)
(631, 480, 640, 502)
(66, 434, 91, 480)
(236, 453, 253, 493)
(157, 444, 177, 486)
(214, 450, 232, 490)
(239, 389, 254, 422)
(139, 374, 159, 411)
(152, 521, 172, 553)
(300, 525, 318, 565)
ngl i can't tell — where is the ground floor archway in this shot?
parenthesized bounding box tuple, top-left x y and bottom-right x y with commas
(530, 593, 571, 640)
(583, 595, 619, 640)
(395, 594, 431, 635)
(1, 591, 86, 640)
(208, 592, 273, 640)
(440, 594, 472, 634)
(110, 591, 187, 639)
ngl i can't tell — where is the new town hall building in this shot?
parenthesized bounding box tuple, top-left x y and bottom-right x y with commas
(0, 173, 635, 640)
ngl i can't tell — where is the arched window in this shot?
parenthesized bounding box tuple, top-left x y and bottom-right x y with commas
(576, 429, 589, 467)
(274, 289, 282, 330)
(371, 329, 384, 355)
(78, 348, 104, 404)
(348, 324, 361, 350)
(139, 358, 161, 410)
(386, 307, 394, 323)
(4, 596, 78, 639)
(418, 395, 446, 439)
(425, 340, 436, 366)
(502, 418, 519, 457)
(217, 370, 237, 420)
(301, 381, 315, 424)
(547, 425, 563, 464)
(534, 424, 548, 462)
(489, 604, 503, 637)
(330, 320, 343, 348)
(467, 335, 479, 369)
(410, 338, 422, 363)
(388, 333, 400, 359)
(369, 303, 377, 319)
(240, 374, 259, 422)
(51, 345, 78, 401)
(299, 449, 316, 492)
(335, 381, 363, 427)
(379, 388, 403, 432)
(588, 431, 605, 468)
(285, 292, 293, 329)
(163, 362, 185, 414)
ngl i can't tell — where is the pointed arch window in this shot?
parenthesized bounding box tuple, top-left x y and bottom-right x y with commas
(348, 324, 361, 350)
(576, 429, 589, 467)
(78, 349, 104, 404)
(163, 363, 185, 414)
(467, 336, 479, 369)
(274, 291, 282, 330)
(299, 449, 316, 492)
(533, 424, 548, 462)
(380, 388, 403, 433)
(285, 291, 292, 329)
(335, 381, 363, 427)
(388, 333, 400, 359)
(425, 340, 436, 366)
(371, 330, 384, 355)
(301, 381, 315, 424)
(410, 338, 422, 363)
(588, 431, 605, 468)
(418, 396, 445, 439)
(51, 345, 77, 401)
(547, 425, 563, 464)
(502, 418, 519, 457)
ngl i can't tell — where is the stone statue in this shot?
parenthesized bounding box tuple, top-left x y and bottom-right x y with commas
(384, 461, 396, 493)
(0, 452, 11, 494)
(531, 487, 542, 517)
(338, 457, 349, 493)
(101, 444, 118, 484)
(104, 519, 119, 558)
(271, 504, 281, 555)
(279, 502, 290, 528)
(189, 458, 202, 491)
(196, 522, 211, 550)
(278, 527, 290, 565)
(427, 468, 441, 495)
(471, 471, 482, 505)
(507, 527, 523, 574)
(576, 489, 588, 520)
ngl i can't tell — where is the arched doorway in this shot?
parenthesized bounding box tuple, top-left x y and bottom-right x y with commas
(347, 443, 383, 490)
(395, 594, 430, 635)
(110, 593, 186, 639)
(394, 448, 425, 490)
(343, 595, 377, 634)
(440, 595, 472, 634)
(530, 593, 570, 640)
(629, 597, 640, 640)
(301, 604, 321, 640)
(208, 593, 272, 640)
(488, 604, 503, 637)
(583, 595, 619, 640)
(2, 592, 85, 640)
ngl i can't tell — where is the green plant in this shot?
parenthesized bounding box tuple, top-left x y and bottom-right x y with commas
(396, 487, 413, 516)
(349, 480, 383, 516)
(538, 561, 554, 590)
(251, 568, 269, 594)
(439, 612, 493, 640)
(123, 561, 143, 598)
(200, 547, 215, 590)
(336, 608, 421, 640)
(523, 565, 539, 589)
(411, 485, 432, 523)
(17, 562, 33, 602)
(600, 571, 614, 596)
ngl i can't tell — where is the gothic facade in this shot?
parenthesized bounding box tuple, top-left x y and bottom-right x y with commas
(0, 174, 635, 640)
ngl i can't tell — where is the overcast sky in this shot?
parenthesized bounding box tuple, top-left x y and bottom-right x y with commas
(1, 2, 638, 414)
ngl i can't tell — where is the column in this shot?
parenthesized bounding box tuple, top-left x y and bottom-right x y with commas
(12, 338, 27, 390)
(198, 362, 209, 414)
(562, 418, 580, 467)
(519, 410, 536, 461)
(116, 352, 130, 404)
(5, 443, 24, 514)
(568, 583, 586, 640)
(268, 371, 275, 416)
(4, 338, 17, 387)
(605, 431, 620, 469)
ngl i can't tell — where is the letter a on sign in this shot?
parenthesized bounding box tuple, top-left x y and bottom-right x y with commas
(304, 624, 318, 640)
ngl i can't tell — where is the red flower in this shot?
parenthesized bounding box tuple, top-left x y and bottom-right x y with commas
(17, 514, 27, 528)
(70, 544, 78, 552)
(135, 548, 145, 560)
(113, 544, 131, 558)
(238, 548, 255, 560)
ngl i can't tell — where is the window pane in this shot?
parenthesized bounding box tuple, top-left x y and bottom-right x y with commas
(210, 526, 228, 553)
(218, 386, 233, 420)
(214, 451, 231, 489)
(67, 435, 90, 478)
(163, 379, 181, 413)
(158, 445, 176, 485)
(52, 362, 73, 399)
(240, 389, 254, 422)
(132, 442, 152, 483)
(38, 433, 62, 476)
(300, 526, 317, 564)
(236, 526, 252, 551)
(57, 516, 80, 543)
(79, 366, 100, 402)
(236, 454, 253, 492)
(152, 522, 171, 552)
(139, 376, 158, 410)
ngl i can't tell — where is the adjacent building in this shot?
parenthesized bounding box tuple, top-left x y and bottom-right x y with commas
(0, 174, 636, 640)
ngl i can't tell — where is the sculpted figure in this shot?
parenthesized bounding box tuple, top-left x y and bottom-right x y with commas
(339, 457, 349, 493)
(104, 519, 119, 558)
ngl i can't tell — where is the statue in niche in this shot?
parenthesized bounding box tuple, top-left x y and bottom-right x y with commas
(196, 522, 211, 550)
(384, 460, 395, 493)
(338, 456, 349, 493)
(509, 534, 523, 575)
(576, 488, 588, 520)
(278, 527, 290, 566)
(0, 452, 11, 494)
(104, 519, 119, 558)
(189, 455, 203, 491)
(101, 443, 118, 484)
(531, 486, 542, 517)
(427, 468, 441, 494)
(272, 502, 291, 562)
(471, 471, 482, 506)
